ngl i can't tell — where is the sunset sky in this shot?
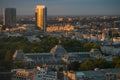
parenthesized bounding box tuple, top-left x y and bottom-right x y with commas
(0, 0, 120, 15)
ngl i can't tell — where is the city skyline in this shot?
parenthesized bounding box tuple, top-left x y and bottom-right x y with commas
(0, 0, 120, 16)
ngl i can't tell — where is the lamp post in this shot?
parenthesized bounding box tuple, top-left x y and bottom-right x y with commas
(62, 55, 69, 80)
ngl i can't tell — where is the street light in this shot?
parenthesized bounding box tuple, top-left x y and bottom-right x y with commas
(61, 55, 69, 80)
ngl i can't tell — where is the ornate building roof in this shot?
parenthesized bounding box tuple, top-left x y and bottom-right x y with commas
(13, 50, 25, 60)
(50, 45, 67, 57)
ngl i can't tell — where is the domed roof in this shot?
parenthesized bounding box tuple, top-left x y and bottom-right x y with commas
(13, 50, 25, 60)
(50, 45, 67, 56)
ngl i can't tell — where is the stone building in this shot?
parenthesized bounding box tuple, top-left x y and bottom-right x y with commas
(13, 44, 101, 70)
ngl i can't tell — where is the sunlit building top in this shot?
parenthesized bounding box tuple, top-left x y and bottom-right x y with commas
(36, 5, 46, 8)
(35, 5, 47, 32)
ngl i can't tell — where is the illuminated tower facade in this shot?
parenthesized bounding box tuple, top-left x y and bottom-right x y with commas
(35, 5, 47, 32)
(3, 8, 16, 28)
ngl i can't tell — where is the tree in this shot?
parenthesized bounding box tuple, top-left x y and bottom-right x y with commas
(80, 60, 95, 70)
(68, 61, 80, 71)
(94, 58, 110, 68)
(115, 64, 120, 68)
(113, 57, 120, 68)
(13, 61, 25, 69)
(4, 51, 11, 61)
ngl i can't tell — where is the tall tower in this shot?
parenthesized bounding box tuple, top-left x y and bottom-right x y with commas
(35, 5, 47, 32)
(3, 8, 16, 28)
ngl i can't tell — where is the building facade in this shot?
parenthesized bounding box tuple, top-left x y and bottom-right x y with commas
(13, 45, 102, 71)
(35, 5, 47, 32)
(11, 67, 58, 80)
(3, 8, 16, 28)
(75, 69, 120, 80)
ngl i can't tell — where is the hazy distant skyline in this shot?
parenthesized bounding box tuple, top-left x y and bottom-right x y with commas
(0, 0, 120, 16)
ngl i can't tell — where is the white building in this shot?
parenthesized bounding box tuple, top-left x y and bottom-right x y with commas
(100, 45, 120, 56)
(75, 69, 120, 80)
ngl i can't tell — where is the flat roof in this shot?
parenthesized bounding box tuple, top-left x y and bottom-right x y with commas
(36, 5, 46, 8)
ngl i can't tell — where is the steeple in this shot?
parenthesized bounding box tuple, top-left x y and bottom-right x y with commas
(58, 40, 62, 44)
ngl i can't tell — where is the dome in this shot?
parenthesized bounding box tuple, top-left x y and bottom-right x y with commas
(13, 50, 25, 60)
(50, 45, 67, 57)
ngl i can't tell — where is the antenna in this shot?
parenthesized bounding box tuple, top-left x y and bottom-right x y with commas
(36, 0, 46, 5)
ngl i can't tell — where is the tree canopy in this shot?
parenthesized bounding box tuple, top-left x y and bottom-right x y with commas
(0, 35, 111, 72)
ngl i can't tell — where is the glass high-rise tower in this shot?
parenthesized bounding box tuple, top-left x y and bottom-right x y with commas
(35, 5, 47, 32)
(3, 8, 16, 28)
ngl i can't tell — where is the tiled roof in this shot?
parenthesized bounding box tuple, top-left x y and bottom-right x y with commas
(50, 45, 67, 56)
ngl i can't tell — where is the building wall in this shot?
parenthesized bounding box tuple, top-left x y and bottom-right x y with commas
(101, 46, 120, 55)
(35, 5, 47, 32)
(3, 8, 16, 28)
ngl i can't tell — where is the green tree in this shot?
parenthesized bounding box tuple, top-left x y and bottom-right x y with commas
(68, 61, 80, 71)
(80, 60, 95, 70)
(13, 61, 25, 69)
(113, 57, 120, 68)
(94, 58, 110, 68)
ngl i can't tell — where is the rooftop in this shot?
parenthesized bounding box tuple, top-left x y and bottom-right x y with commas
(50, 45, 67, 57)
(36, 5, 46, 8)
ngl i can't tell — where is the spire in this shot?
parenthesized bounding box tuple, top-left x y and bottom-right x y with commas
(58, 40, 62, 44)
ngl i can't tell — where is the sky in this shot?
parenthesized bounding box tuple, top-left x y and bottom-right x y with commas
(0, 0, 120, 15)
